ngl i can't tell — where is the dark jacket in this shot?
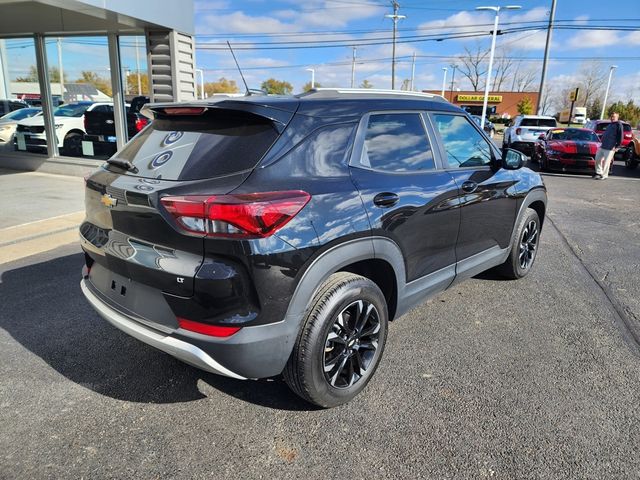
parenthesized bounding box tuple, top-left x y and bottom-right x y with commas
(601, 121, 623, 150)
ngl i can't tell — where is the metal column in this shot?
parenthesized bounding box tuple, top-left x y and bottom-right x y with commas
(107, 33, 128, 150)
(34, 34, 59, 158)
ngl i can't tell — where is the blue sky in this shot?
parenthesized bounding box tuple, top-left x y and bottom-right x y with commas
(3, 0, 639, 106)
(192, 0, 640, 101)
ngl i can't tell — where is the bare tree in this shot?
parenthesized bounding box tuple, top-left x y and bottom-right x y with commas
(576, 61, 607, 107)
(539, 83, 557, 115)
(456, 44, 489, 91)
(510, 63, 537, 92)
(492, 47, 516, 91)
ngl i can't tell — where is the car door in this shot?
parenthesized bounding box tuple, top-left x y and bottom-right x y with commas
(349, 111, 460, 288)
(428, 112, 518, 277)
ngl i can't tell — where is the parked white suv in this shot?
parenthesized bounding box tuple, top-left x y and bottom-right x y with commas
(503, 115, 558, 156)
(15, 102, 113, 156)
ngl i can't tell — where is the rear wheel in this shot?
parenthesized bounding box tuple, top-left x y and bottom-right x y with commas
(496, 208, 540, 280)
(624, 147, 639, 170)
(62, 132, 83, 157)
(284, 272, 388, 408)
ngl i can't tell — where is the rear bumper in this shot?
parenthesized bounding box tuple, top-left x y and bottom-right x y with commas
(81, 278, 299, 379)
(81, 279, 246, 379)
(510, 141, 535, 155)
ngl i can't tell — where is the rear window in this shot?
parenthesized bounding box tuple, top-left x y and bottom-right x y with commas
(114, 109, 279, 180)
(520, 118, 557, 127)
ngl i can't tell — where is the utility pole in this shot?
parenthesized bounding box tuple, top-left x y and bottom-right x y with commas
(351, 46, 356, 88)
(441, 67, 447, 97)
(410, 52, 416, 91)
(601, 65, 617, 119)
(449, 64, 457, 103)
(57, 38, 64, 103)
(536, 0, 556, 114)
(385, 1, 405, 90)
(135, 36, 142, 95)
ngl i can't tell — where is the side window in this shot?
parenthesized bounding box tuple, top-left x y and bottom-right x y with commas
(92, 105, 113, 113)
(361, 113, 435, 172)
(432, 114, 493, 168)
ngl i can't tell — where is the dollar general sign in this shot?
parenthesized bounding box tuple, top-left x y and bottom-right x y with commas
(457, 94, 503, 102)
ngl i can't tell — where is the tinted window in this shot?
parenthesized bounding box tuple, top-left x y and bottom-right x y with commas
(115, 109, 279, 180)
(548, 129, 599, 142)
(0, 108, 40, 121)
(520, 118, 557, 127)
(92, 105, 113, 113)
(53, 103, 93, 117)
(361, 113, 434, 172)
(432, 114, 492, 168)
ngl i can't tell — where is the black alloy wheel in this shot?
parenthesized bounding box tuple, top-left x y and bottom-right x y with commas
(624, 147, 638, 169)
(323, 299, 381, 389)
(63, 132, 83, 157)
(518, 219, 538, 270)
(496, 208, 541, 279)
(284, 272, 388, 408)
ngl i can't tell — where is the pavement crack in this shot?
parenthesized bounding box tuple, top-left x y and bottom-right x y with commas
(547, 215, 640, 356)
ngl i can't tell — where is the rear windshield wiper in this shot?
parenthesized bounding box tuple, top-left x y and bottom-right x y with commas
(106, 158, 139, 174)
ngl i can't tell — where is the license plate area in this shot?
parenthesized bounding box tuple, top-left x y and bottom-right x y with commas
(89, 263, 179, 330)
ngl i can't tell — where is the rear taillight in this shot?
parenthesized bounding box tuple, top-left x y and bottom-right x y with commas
(624, 132, 632, 138)
(515, 128, 522, 135)
(83, 115, 89, 132)
(135, 117, 149, 132)
(160, 190, 311, 239)
(177, 317, 241, 337)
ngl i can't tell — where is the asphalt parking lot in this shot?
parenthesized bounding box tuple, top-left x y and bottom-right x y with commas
(2, 160, 640, 479)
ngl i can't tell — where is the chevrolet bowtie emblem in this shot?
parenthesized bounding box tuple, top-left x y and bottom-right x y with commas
(100, 193, 118, 208)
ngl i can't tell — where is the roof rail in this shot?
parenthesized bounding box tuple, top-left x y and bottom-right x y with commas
(304, 88, 446, 101)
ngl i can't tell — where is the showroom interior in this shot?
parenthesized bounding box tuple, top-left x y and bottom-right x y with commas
(0, 0, 196, 176)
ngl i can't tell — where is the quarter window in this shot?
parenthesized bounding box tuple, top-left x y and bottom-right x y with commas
(432, 114, 492, 168)
(361, 113, 435, 172)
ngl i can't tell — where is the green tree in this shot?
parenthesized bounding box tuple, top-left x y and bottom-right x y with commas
(302, 81, 322, 92)
(586, 98, 602, 120)
(126, 73, 149, 95)
(77, 70, 112, 96)
(606, 100, 640, 127)
(15, 65, 66, 83)
(360, 79, 373, 89)
(517, 96, 534, 115)
(260, 78, 293, 95)
(204, 77, 239, 96)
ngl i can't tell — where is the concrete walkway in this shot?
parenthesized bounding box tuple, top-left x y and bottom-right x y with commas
(0, 169, 84, 263)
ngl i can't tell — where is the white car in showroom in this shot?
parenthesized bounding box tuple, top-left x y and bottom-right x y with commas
(0, 107, 41, 152)
(15, 102, 113, 156)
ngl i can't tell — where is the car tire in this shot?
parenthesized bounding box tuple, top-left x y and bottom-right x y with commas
(62, 132, 83, 157)
(283, 272, 388, 408)
(496, 208, 541, 280)
(624, 147, 638, 170)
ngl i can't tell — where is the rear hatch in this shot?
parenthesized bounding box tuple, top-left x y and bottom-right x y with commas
(81, 101, 297, 329)
(517, 118, 557, 141)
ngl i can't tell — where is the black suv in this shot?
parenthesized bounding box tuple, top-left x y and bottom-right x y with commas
(80, 89, 546, 407)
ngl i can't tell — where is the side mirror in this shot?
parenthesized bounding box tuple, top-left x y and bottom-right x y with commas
(503, 148, 526, 170)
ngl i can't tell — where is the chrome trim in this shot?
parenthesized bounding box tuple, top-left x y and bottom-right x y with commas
(80, 279, 246, 380)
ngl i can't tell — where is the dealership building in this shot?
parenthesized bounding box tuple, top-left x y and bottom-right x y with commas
(0, 0, 196, 175)
(423, 90, 540, 118)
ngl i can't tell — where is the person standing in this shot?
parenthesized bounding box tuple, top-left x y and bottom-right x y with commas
(594, 112, 623, 180)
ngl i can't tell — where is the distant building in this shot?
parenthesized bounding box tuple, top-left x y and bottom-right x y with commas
(10, 82, 111, 103)
(423, 90, 540, 118)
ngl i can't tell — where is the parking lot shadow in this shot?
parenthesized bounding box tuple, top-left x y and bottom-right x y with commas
(0, 252, 316, 411)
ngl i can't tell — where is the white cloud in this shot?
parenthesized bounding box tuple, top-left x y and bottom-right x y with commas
(626, 31, 640, 46)
(567, 30, 622, 49)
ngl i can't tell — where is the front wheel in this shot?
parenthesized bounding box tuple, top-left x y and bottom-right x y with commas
(62, 132, 83, 157)
(624, 147, 639, 170)
(496, 208, 541, 280)
(284, 272, 388, 408)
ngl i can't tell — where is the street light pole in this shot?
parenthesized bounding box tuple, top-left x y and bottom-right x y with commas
(449, 64, 457, 102)
(306, 68, 315, 89)
(536, 0, 556, 114)
(385, 1, 406, 90)
(600, 65, 617, 119)
(410, 52, 416, 91)
(351, 47, 357, 88)
(441, 67, 447, 97)
(477, 5, 521, 129)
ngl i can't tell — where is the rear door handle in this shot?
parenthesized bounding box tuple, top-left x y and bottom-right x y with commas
(373, 192, 399, 208)
(461, 181, 478, 194)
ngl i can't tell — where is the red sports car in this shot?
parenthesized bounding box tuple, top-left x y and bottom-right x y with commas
(533, 128, 601, 173)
